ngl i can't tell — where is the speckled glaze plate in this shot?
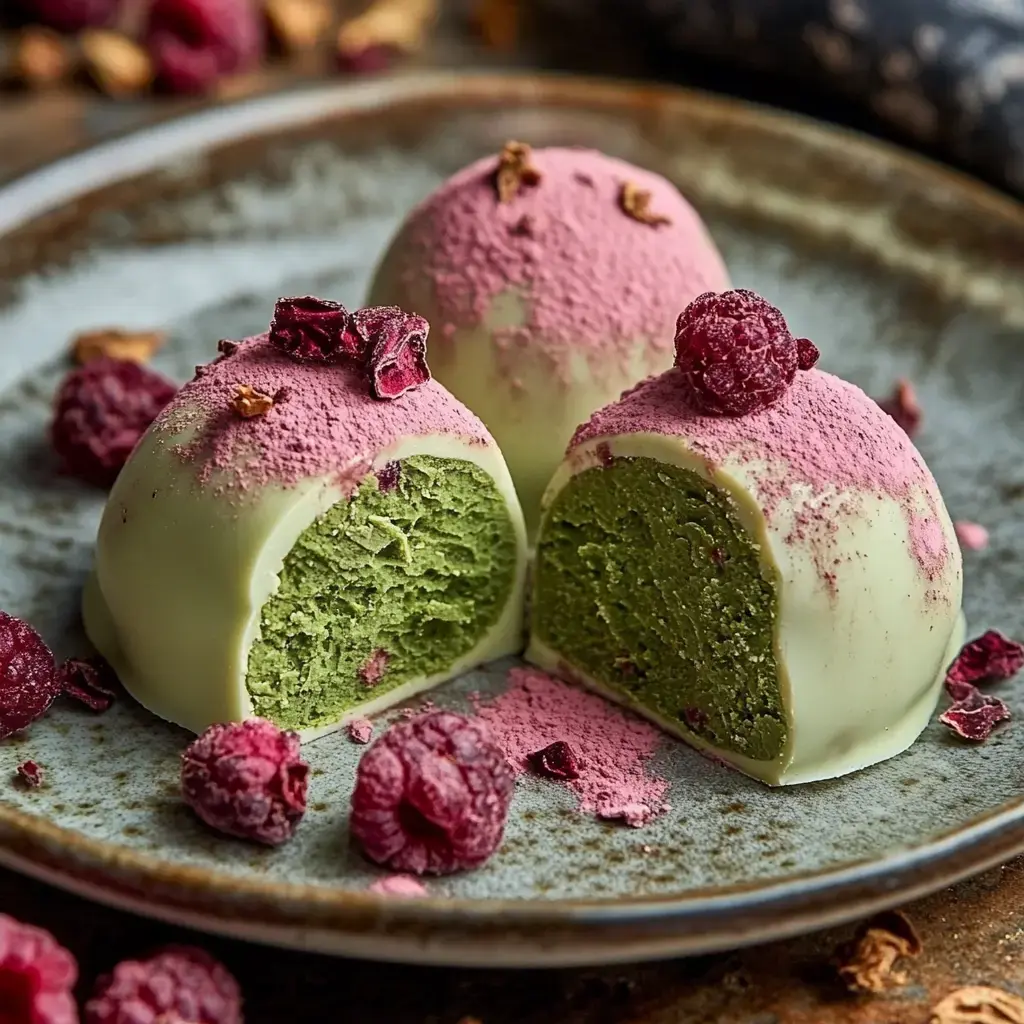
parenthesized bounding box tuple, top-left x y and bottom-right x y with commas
(0, 72, 1023, 968)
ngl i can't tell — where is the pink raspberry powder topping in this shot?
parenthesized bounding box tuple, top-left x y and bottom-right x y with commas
(475, 668, 669, 827)
(0, 610, 59, 740)
(85, 946, 242, 1024)
(51, 358, 177, 488)
(674, 289, 819, 416)
(181, 718, 309, 846)
(349, 710, 515, 875)
(0, 913, 78, 1024)
(268, 296, 356, 362)
(145, 0, 262, 94)
(946, 630, 1024, 690)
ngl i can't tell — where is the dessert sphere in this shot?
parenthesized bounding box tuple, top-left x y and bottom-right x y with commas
(367, 143, 730, 534)
(528, 294, 963, 785)
(83, 301, 528, 741)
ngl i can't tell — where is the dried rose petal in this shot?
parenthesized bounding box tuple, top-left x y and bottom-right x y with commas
(16, 761, 44, 788)
(946, 630, 1024, 691)
(939, 685, 1011, 741)
(268, 296, 354, 362)
(349, 306, 431, 400)
(528, 740, 582, 780)
(877, 378, 921, 438)
(58, 656, 118, 712)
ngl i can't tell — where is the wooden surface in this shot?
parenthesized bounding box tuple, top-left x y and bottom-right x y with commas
(1, 25, 1023, 1024)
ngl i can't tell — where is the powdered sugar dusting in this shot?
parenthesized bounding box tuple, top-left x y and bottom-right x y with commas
(396, 147, 729, 386)
(572, 367, 953, 586)
(474, 667, 669, 828)
(161, 333, 489, 492)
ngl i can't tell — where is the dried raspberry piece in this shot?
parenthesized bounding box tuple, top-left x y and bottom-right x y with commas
(359, 648, 389, 687)
(674, 289, 818, 416)
(939, 685, 1010, 741)
(0, 611, 60, 740)
(22, 0, 119, 30)
(877, 378, 921, 438)
(350, 306, 431, 400)
(350, 711, 515, 875)
(945, 630, 1024, 693)
(268, 296, 355, 362)
(59, 656, 118, 712)
(954, 521, 989, 552)
(145, 0, 262, 94)
(0, 913, 78, 1024)
(181, 718, 309, 846)
(376, 461, 401, 493)
(85, 945, 242, 1024)
(16, 760, 44, 788)
(51, 358, 177, 488)
(528, 740, 582, 780)
(348, 717, 373, 744)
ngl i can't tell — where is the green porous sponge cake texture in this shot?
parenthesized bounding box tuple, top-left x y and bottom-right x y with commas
(246, 456, 519, 732)
(531, 456, 786, 762)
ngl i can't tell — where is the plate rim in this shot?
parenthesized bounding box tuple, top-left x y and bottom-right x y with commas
(2, 69, 1023, 964)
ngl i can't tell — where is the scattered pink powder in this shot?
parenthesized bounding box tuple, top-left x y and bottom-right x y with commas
(161, 334, 490, 493)
(394, 147, 729, 388)
(359, 649, 390, 687)
(955, 520, 989, 551)
(367, 874, 428, 897)
(571, 367, 955, 589)
(347, 718, 373, 744)
(475, 667, 669, 828)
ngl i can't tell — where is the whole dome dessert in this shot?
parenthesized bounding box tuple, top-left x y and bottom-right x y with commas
(367, 142, 730, 535)
(527, 290, 964, 786)
(83, 298, 528, 740)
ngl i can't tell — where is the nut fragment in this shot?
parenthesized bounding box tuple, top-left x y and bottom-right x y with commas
(265, 0, 331, 53)
(930, 986, 1024, 1023)
(72, 327, 166, 365)
(337, 0, 438, 62)
(836, 910, 922, 993)
(495, 140, 541, 203)
(472, 0, 519, 50)
(12, 27, 74, 88)
(620, 181, 671, 226)
(232, 384, 275, 418)
(80, 29, 154, 97)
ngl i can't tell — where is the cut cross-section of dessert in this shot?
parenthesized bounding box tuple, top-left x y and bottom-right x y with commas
(83, 299, 528, 741)
(527, 290, 964, 785)
(367, 142, 730, 536)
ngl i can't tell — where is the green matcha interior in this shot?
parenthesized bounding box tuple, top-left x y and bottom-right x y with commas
(246, 455, 517, 731)
(532, 456, 786, 761)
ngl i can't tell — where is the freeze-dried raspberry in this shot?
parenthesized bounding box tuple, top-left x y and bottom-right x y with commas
(181, 718, 309, 846)
(58, 656, 118, 712)
(939, 685, 1010, 742)
(349, 305, 431, 400)
(17, 760, 44, 788)
(877, 378, 921, 438)
(85, 946, 242, 1024)
(21, 0, 119, 30)
(350, 711, 515, 875)
(0, 610, 60, 740)
(0, 913, 78, 1024)
(146, 0, 262, 94)
(674, 289, 818, 416)
(51, 358, 177, 488)
(946, 630, 1024, 694)
(268, 296, 356, 362)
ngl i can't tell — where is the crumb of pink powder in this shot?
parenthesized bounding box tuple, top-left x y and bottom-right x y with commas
(954, 520, 989, 552)
(367, 875, 428, 897)
(347, 718, 373, 744)
(474, 668, 670, 827)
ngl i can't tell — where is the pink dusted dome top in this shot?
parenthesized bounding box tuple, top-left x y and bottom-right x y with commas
(386, 146, 729, 386)
(156, 334, 491, 494)
(570, 366, 956, 586)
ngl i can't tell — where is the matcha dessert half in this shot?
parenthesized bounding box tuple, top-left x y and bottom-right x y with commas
(527, 290, 964, 785)
(83, 299, 528, 741)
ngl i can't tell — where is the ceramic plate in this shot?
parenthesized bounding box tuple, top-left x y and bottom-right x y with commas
(0, 72, 1023, 968)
